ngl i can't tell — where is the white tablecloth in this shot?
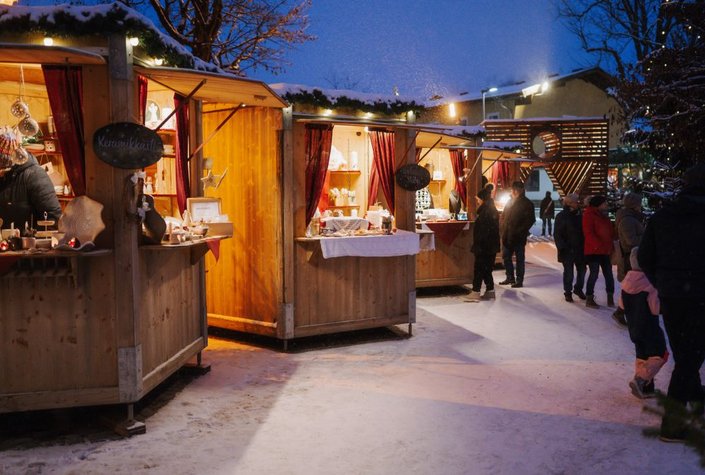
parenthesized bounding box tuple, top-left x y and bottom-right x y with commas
(321, 216, 369, 232)
(319, 229, 420, 259)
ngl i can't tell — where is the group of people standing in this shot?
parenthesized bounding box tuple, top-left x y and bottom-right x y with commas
(465, 164, 705, 443)
(554, 164, 705, 443)
(464, 180, 534, 302)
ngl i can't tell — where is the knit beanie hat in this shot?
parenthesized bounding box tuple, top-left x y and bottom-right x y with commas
(588, 195, 607, 207)
(629, 247, 641, 271)
(0, 132, 18, 169)
(622, 192, 643, 210)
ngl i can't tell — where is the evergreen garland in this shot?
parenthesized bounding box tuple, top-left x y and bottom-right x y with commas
(0, 4, 220, 73)
(281, 89, 425, 116)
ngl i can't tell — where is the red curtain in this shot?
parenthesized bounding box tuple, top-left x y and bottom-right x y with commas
(491, 161, 512, 191)
(138, 75, 148, 125)
(174, 94, 190, 215)
(305, 124, 333, 225)
(449, 149, 467, 207)
(42, 66, 85, 196)
(369, 130, 396, 214)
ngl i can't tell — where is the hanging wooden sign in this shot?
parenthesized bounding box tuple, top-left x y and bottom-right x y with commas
(395, 163, 430, 191)
(93, 122, 164, 169)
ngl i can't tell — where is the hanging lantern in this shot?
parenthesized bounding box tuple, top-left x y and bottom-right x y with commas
(10, 99, 29, 118)
(18, 116, 39, 136)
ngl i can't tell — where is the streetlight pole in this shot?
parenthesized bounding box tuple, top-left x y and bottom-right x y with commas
(481, 86, 498, 121)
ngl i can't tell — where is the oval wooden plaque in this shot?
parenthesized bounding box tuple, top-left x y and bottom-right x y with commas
(93, 122, 164, 169)
(395, 163, 431, 191)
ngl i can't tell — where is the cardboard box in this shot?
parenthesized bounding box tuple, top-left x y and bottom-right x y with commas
(187, 197, 233, 237)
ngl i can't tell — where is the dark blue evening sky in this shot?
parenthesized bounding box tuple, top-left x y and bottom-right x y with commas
(256, 0, 595, 100)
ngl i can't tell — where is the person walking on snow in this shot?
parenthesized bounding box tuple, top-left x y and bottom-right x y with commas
(582, 195, 616, 309)
(619, 247, 668, 399)
(553, 193, 586, 302)
(539, 191, 555, 236)
(612, 192, 645, 326)
(499, 181, 535, 288)
(638, 163, 705, 443)
(465, 187, 500, 302)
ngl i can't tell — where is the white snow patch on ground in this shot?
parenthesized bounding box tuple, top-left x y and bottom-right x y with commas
(1, 237, 702, 474)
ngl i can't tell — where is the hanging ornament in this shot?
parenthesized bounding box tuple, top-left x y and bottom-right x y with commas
(12, 147, 28, 165)
(18, 116, 39, 137)
(10, 99, 29, 118)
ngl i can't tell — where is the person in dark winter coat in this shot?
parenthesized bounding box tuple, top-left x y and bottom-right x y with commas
(582, 195, 615, 309)
(0, 132, 61, 229)
(553, 192, 586, 302)
(539, 191, 555, 236)
(618, 247, 668, 400)
(464, 187, 500, 302)
(638, 163, 705, 443)
(499, 181, 535, 288)
(612, 192, 645, 326)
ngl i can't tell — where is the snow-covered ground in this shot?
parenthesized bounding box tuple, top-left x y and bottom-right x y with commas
(1, 237, 702, 474)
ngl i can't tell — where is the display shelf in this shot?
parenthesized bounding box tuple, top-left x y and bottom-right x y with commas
(329, 204, 360, 209)
(328, 170, 361, 176)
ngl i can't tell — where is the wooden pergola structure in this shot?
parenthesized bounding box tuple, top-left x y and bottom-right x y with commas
(483, 117, 609, 198)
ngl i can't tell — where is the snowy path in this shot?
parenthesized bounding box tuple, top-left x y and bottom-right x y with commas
(1, 241, 702, 474)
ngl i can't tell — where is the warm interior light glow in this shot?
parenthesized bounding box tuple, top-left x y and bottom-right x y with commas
(129, 37, 139, 46)
(43, 37, 54, 46)
(323, 109, 333, 116)
(448, 103, 456, 118)
(364, 112, 373, 118)
(154, 58, 164, 66)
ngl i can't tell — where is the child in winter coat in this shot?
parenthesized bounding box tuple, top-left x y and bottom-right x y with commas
(618, 247, 669, 399)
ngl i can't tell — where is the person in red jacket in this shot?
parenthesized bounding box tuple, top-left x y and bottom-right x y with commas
(582, 195, 616, 308)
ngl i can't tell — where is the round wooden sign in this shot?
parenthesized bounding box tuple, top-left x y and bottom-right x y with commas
(395, 163, 431, 191)
(93, 122, 164, 169)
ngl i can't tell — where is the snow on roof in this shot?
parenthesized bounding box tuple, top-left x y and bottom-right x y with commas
(270, 83, 419, 104)
(269, 83, 425, 114)
(482, 141, 523, 150)
(425, 67, 613, 107)
(0, 3, 223, 74)
(482, 116, 606, 123)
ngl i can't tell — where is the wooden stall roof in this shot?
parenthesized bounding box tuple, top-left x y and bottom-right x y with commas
(0, 43, 106, 65)
(134, 65, 286, 108)
(296, 117, 473, 148)
(483, 117, 609, 197)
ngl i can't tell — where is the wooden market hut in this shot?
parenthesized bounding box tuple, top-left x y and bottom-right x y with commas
(0, 4, 285, 432)
(204, 89, 430, 345)
(412, 129, 482, 288)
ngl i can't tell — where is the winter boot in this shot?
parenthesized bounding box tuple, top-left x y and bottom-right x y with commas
(607, 293, 615, 307)
(612, 308, 627, 327)
(564, 292, 573, 302)
(463, 291, 481, 303)
(481, 290, 495, 300)
(573, 288, 587, 300)
(586, 295, 599, 309)
(629, 377, 655, 399)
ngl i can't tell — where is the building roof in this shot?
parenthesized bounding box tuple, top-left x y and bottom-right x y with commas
(425, 67, 615, 107)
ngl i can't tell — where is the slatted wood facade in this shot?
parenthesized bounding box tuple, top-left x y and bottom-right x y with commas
(485, 118, 609, 197)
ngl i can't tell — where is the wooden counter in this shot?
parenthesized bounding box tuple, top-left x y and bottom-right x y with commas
(415, 220, 474, 288)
